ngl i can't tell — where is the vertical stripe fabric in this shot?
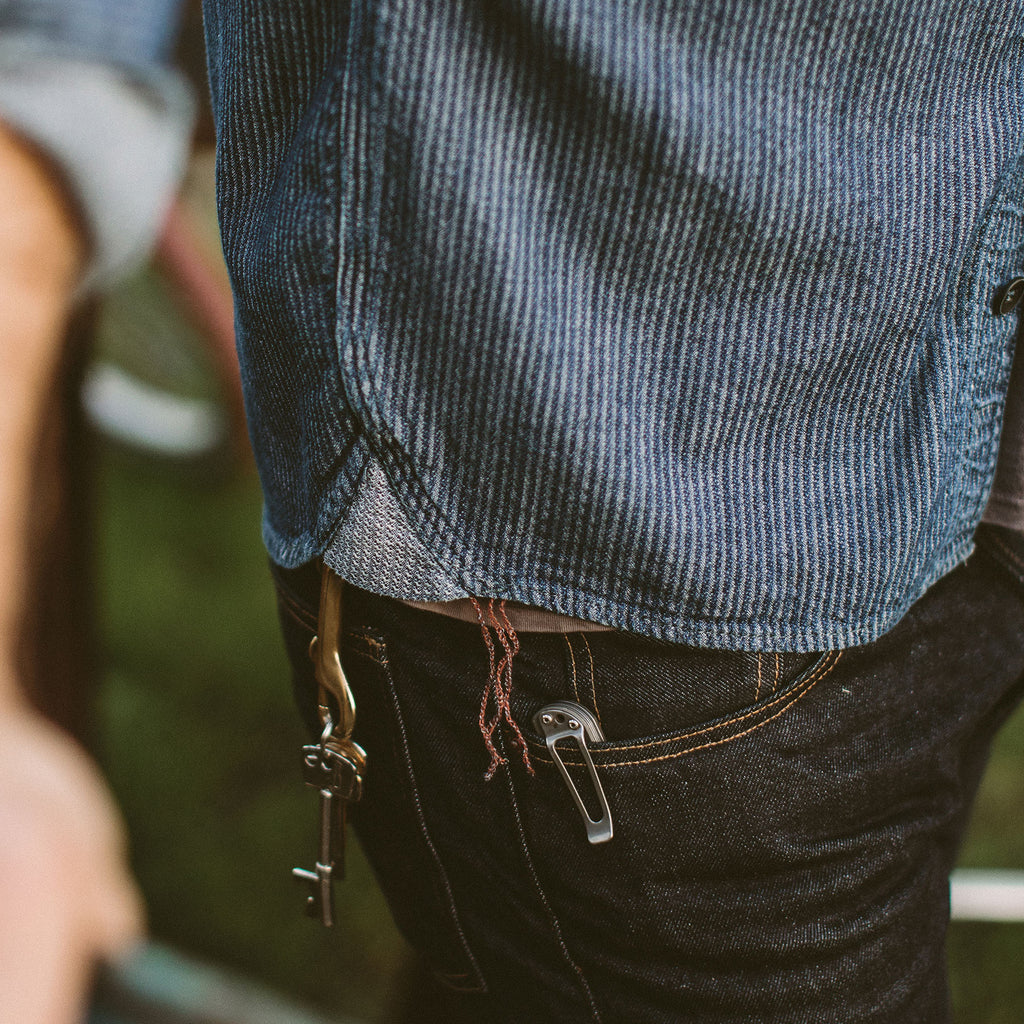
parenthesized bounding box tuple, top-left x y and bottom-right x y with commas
(205, 0, 1024, 650)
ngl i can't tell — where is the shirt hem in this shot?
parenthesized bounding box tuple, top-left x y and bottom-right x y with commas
(262, 521, 973, 654)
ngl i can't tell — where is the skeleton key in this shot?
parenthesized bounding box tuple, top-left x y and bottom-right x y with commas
(292, 568, 367, 926)
(330, 737, 366, 879)
(293, 720, 367, 924)
(306, 733, 366, 876)
(292, 738, 338, 926)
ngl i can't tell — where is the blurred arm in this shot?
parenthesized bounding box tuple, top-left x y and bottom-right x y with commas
(0, 118, 144, 1024)
(0, 0, 193, 657)
(0, 119, 83, 691)
(0, 7, 193, 1022)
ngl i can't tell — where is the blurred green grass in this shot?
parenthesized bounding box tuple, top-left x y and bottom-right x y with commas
(948, 711, 1024, 1022)
(90, 250, 1024, 1022)
(90, 229, 407, 1020)
(94, 447, 407, 1022)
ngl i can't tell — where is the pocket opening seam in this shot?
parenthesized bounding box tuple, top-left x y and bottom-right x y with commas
(347, 630, 386, 659)
(526, 650, 842, 767)
(982, 530, 1024, 579)
(432, 970, 491, 994)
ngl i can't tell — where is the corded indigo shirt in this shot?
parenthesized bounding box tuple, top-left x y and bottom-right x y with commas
(204, 0, 1024, 652)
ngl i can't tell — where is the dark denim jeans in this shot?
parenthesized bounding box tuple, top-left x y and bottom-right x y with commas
(272, 524, 1024, 1024)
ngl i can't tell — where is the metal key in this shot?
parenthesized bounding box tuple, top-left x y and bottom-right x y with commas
(293, 721, 367, 924)
(292, 568, 367, 926)
(292, 739, 338, 926)
(310, 732, 366, 876)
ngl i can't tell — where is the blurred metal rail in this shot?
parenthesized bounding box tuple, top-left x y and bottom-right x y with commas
(951, 870, 1024, 922)
(89, 943, 365, 1024)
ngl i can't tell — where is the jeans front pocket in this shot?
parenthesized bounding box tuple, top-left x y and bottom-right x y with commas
(342, 632, 488, 993)
(271, 567, 1024, 1024)
(511, 632, 838, 771)
(271, 566, 487, 993)
(501, 638, 851, 1023)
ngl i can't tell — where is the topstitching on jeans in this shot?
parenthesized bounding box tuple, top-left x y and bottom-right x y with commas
(524, 651, 842, 768)
(273, 585, 319, 631)
(348, 637, 488, 993)
(579, 634, 602, 729)
(978, 530, 1024, 586)
(563, 634, 582, 704)
(498, 731, 604, 1023)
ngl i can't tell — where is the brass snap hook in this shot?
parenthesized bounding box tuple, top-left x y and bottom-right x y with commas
(308, 566, 356, 737)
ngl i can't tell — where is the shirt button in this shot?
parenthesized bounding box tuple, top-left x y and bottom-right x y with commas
(998, 276, 1024, 315)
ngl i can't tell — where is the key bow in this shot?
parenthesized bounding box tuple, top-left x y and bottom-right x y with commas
(301, 735, 366, 803)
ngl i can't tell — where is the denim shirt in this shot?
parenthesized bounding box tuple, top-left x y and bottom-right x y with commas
(204, 0, 1024, 652)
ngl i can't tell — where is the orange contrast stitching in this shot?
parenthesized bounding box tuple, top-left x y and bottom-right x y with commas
(434, 973, 488, 994)
(348, 630, 385, 653)
(773, 653, 780, 694)
(755, 653, 762, 701)
(586, 665, 836, 767)
(349, 647, 378, 661)
(580, 635, 602, 728)
(564, 635, 581, 702)
(348, 639, 387, 667)
(529, 651, 841, 762)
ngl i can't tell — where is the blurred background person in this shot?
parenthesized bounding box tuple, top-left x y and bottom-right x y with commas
(0, 3, 191, 1020)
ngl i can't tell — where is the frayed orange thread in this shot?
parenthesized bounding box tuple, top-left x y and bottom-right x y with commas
(469, 596, 535, 780)
(492, 600, 531, 766)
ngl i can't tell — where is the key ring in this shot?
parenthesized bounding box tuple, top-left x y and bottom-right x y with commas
(317, 715, 335, 748)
